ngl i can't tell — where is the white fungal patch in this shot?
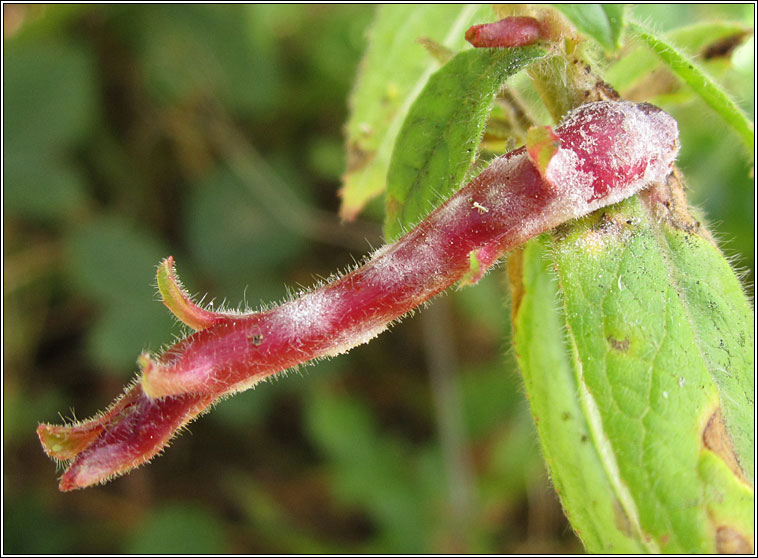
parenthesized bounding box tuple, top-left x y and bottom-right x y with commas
(431, 191, 468, 230)
(365, 230, 448, 293)
(272, 288, 342, 339)
(552, 101, 679, 215)
(363, 244, 409, 289)
(545, 146, 595, 204)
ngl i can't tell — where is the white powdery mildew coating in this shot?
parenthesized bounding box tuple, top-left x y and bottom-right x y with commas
(478, 152, 556, 244)
(365, 240, 442, 299)
(545, 147, 595, 206)
(272, 288, 342, 340)
(430, 189, 469, 230)
(631, 106, 679, 169)
(547, 101, 679, 212)
(365, 211, 455, 293)
(365, 244, 409, 287)
(479, 153, 527, 214)
(147, 103, 677, 403)
(601, 103, 679, 209)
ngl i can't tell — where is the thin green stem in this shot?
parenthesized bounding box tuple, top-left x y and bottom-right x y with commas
(628, 20, 754, 158)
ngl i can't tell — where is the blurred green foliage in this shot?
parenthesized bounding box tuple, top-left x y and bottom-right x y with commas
(3, 4, 752, 554)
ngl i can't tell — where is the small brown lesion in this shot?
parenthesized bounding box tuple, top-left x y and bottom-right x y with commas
(703, 30, 752, 60)
(343, 141, 375, 175)
(702, 407, 748, 485)
(592, 79, 621, 102)
(607, 336, 630, 352)
(385, 196, 402, 223)
(612, 499, 633, 537)
(247, 327, 264, 347)
(624, 68, 680, 103)
(640, 169, 719, 247)
(716, 525, 753, 554)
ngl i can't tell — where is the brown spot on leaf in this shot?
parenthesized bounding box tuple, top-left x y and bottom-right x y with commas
(590, 210, 634, 240)
(716, 526, 753, 554)
(624, 68, 680, 102)
(703, 31, 751, 60)
(593, 79, 621, 102)
(613, 499, 633, 537)
(641, 170, 718, 248)
(608, 336, 630, 352)
(344, 141, 375, 174)
(702, 407, 748, 484)
(385, 196, 402, 222)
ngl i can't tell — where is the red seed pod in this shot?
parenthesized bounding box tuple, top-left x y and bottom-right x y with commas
(465, 16, 543, 48)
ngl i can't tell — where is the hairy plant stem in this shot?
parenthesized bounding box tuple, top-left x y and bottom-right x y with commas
(38, 100, 679, 490)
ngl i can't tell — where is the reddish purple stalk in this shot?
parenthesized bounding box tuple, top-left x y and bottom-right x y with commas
(38, 101, 679, 490)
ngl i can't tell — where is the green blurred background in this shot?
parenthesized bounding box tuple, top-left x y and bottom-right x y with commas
(3, 4, 753, 554)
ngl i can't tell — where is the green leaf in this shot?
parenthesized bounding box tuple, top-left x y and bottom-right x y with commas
(184, 165, 307, 298)
(303, 385, 430, 553)
(605, 21, 751, 99)
(628, 20, 754, 156)
(122, 5, 281, 116)
(3, 155, 89, 223)
(66, 216, 175, 373)
(3, 40, 97, 222)
(340, 4, 493, 220)
(3, 40, 97, 151)
(510, 239, 646, 553)
(656, 211, 754, 480)
(553, 4, 626, 52)
(123, 503, 227, 554)
(514, 190, 754, 552)
(664, 21, 751, 55)
(383, 45, 544, 241)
